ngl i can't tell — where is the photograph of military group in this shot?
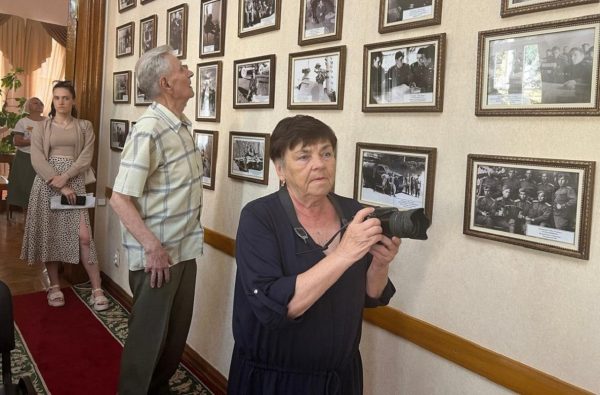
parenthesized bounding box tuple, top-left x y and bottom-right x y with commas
(465, 155, 595, 259)
(196, 62, 221, 121)
(478, 16, 600, 114)
(289, 46, 345, 109)
(355, 143, 436, 219)
(116, 22, 134, 58)
(201, 0, 225, 57)
(501, 0, 599, 18)
(379, 0, 442, 33)
(239, 0, 280, 36)
(364, 35, 444, 112)
(167, 4, 187, 58)
(110, 119, 129, 151)
(229, 132, 270, 184)
(299, 0, 342, 45)
(194, 130, 218, 190)
(234, 55, 275, 108)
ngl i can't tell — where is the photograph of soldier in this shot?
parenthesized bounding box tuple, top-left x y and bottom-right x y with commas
(117, 24, 133, 57)
(114, 73, 130, 102)
(367, 42, 437, 105)
(302, 0, 337, 39)
(386, 0, 434, 24)
(235, 59, 272, 105)
(198, 66, 218, 118)
(194, 132, 215, 187)
(110, 120, 129, 151)
(201, 0, 223, 55)
(140, 17, 156, 55)
(241, 0, 277, 32)
(168, 9, 184, 56)
(293, 54, 339, 104)
(485, 26, 596, 106)
(358, 149, 428, 211)
(474, 164, 580, 241)
(230, 136, 266, 180)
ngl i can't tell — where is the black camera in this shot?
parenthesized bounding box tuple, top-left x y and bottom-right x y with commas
(368, 207, 430, 240)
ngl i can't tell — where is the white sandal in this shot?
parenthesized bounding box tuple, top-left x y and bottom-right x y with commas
(47, 285, 65, 307)
(89, 288, 110, 311)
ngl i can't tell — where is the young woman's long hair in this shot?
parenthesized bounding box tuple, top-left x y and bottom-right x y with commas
(49, 80, 78, 118)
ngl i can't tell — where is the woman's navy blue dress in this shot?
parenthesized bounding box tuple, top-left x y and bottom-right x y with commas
(228, 192, 396, 394)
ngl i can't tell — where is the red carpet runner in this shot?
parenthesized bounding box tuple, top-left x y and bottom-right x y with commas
(12, 287, 122, 395)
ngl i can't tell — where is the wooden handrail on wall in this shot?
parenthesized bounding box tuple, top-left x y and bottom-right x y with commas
(103, 187, 592, 394)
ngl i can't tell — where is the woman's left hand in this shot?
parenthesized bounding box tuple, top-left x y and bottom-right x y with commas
(369, 236, 401, 269)
(60, 186, 76, 205)
(48, 174, 69, 189)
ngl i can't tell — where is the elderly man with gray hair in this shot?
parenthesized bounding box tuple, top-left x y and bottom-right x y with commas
(110, 45, 204, 394)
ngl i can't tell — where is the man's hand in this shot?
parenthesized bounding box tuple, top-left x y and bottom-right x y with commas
(145, 245, 173, 288)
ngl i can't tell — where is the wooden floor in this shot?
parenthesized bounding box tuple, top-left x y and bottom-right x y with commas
(0, 208, 70, 296)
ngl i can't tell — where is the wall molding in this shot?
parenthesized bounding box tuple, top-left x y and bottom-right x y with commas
(100, 273, 228, 395)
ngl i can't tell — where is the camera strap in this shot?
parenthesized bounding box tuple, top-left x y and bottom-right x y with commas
(277, 186, 348, 245)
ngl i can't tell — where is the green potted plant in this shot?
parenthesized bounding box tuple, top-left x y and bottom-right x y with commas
(0, 68, 27, 154)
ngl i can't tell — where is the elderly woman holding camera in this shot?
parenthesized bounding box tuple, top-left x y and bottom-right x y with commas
(228, 115, 401, 395)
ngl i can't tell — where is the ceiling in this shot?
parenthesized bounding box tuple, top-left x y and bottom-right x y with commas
(0, 0, 69, 25)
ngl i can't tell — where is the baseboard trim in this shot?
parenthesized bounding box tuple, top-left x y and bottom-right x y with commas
(100, 273, 228, 395)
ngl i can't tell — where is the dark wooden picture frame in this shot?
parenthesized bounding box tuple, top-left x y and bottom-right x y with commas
(233, 54, 276, 108)
(113, 71, 131, 104)
(238, 0, 281, 37)
(167, 3, 188, 59)
(110, 119, 130, 151)
(363, 33, 446, 112)
(134, 72, 152, 106)
(354, 143, 436, 221)
(140, 14, 158, 56)
(228, 131, 270, 185)
(501, 0, 599, 17)
(118, 0, 136, 13)
(194, 129, 219, 190)
(298, 0, 343, 46)
(464, 154, 595, 260)
(200, 0, 227, 58)
(116, 22, 135, 58)
(476, 14, 600, 116)
(141, 0, 155, 4)
(196, 61, 223, 122)
(288, 45, 346, 110)
(378, 0, 443, 34)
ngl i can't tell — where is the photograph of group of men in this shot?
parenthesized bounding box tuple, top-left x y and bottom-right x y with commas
(242, 0, 276, 31)
(359, 150, 427, 211)
(486, 26, 596, 106)
(474, 165, 579, 241)
(236, 60, 271, 105)
(368, 42, 437, 105)
(231, 137, 265, 179)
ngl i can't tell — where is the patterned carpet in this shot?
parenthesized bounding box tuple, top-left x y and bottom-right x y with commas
(4, 286, 212, 395)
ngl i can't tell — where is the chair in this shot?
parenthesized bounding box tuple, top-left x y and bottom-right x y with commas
(0, 280, 36, 395)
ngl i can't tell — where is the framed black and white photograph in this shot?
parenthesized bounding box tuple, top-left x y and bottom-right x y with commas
(140, 15, 157, 55)
(464, 154, 595, 260)
(363, 34, 446, 112)
(239, 0, 281, 37)
(501, 0, 599, 18)
(134, 72, 152, 106)
(194, 129, 218, 190)
(196, 61, 222, 122)
(354, 143, 436, 221)
(110, 119, 130, 151)
(119, 0, 136, 13)
(234, 55, 276, 108)
(167, 4, 188, 59)
(288, 45, 346, 110)
(141, 0, 155, 4)
(113, 71, 131, 104)
(116, 22, 135, 58)
(298, 0, 343, 46)
(228, 131, 270, 185)
(476, 14, 600, 116)
(379, 0, 443, 33)
(201, 0, 227, 58)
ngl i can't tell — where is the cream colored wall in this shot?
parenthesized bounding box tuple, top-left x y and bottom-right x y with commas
(95, 0, 600, 393)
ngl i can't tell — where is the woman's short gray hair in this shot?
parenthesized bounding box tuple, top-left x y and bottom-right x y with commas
(135, 45, 175, 100)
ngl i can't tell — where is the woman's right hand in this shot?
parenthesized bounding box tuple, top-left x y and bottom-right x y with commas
(60, 186, 76, 205)
(333, 207, 383, 263)
(48, 174, 69, 189)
